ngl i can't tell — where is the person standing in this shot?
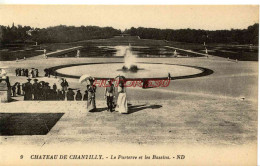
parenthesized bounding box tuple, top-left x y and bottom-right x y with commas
(18, 68, 21, 76)
(115, 82, 128, 114)
(22, 69, 25, 76)
(16, 82, 21, 95)
(87, 79, 97, 112)
(45, 83, 52, 100)
(61, 90, 66, 100)
(66, 88, 75, 101)
(22, 83, 25, 96)
(60, 79, 65, 91)
(75, 90, 82, 101)
(24, 78, 33, 100)
(57, 90, 62, 100)
(53, 83, 57, 92)
(64, 79, 69, 91)
(12, 83, 17, 97)
(38, 82, 43, 100)
(44, 49, 47, 58)
(32, 79, 40, 100)
(31, 69, 35, 78)
(35, 69, 39, 77)
(21, 68, 23, 76)
(25, 69, 29, 77)
(83, 90, 88, 101)
(42, 82, 48, 100)
(48, 69, 52, 78)
(104, 80, 115, 112)
(15, 68, 18, 76)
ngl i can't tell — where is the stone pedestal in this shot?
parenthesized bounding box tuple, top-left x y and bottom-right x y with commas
(0, 79, 11, 103)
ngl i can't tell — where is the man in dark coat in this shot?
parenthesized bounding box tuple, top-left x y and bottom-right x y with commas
(18, 68, 21, 76)
(25, 69, 29, 77)
(44, 82, 51, 100)
(53, 83, 57, 92)
(15, 68, 18, 76)
(22, 69, 25, 76)
(12, 83, 17, 97)
(22, 83, 25, 95)
(75, 90, 82, 101)
(42, 82, 48, 100)
(24, 78, 33, 100)
(104, 80, 115, 112)
(66, 88, 75, 101)
(61, 90, 66, 100)
(17, 82, 21, 95)
(32, 79, 40, 100)
(83, 90, 88, 101)
(35, 69, 39, 77)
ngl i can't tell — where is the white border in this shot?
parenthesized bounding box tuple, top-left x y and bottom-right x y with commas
(0, 0, 259, 5)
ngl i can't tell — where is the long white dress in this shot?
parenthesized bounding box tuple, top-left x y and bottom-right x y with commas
(116, 86, 128, 114)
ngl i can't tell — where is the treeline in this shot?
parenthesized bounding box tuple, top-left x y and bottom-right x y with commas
(125, 23, 259, 45)
(0, 23, 258, 46)
(0, 24, 121, 45)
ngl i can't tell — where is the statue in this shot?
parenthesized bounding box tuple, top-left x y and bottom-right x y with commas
(76, 50, 80, 58)
(0, 67, 11, 102)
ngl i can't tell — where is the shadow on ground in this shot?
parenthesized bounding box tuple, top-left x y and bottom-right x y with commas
(128, 104, 162, 114)
(0, 113, 64, 135)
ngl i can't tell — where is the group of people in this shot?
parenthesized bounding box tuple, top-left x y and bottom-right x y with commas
(11, 74, 128, 113)
(44, 68, 58, 78)
(15, 68, 39, 78)
(85, 78, 128, 114)
(14, 78, 71, 101)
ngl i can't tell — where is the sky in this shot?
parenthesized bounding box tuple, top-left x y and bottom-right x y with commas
(0, 5, 258, 30)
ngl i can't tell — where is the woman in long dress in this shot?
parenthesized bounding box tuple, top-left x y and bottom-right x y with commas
(116, 83, 128, 114)
(87, 81, 96, 112)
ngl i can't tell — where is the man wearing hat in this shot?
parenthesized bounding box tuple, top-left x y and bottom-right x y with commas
(104, 79, 115, 112)
(83, 89, 88, 101)
(67, 88, 75, 101)
(32, 79, 40, 100)
(24, 78, 33, 100)
(75, 90, 82, 101)
(44, 82, 51, 100)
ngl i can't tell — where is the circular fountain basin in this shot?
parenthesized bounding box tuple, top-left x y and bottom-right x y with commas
(54, 62, 211, 80)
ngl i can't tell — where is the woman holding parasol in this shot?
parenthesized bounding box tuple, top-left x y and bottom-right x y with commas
(79, 75, 97, 112)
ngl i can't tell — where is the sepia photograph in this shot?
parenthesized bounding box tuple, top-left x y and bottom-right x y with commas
(0, 4, 259, 166)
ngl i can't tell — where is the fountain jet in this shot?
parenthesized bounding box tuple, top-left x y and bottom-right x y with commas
(122, 44, 138, 72)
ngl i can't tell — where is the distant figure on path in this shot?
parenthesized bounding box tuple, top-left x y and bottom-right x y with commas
(16, 82, 21, 95)
(25, 69, 29, 77)
(18, 68, 21, 76)
(15, 68, 18, 76)
(168, 73, 171, 80)
(12, 83, 17, 97)
(64, 79, 69, 91)
(76, 49, 80, 58)
(35, 69, 39, 77)
(44, 49, 47, 58)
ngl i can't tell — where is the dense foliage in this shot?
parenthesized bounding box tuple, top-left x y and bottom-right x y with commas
(125, 23, 259, 45)
(0, 24, 121, 45)
(0, 23, 258, 46)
